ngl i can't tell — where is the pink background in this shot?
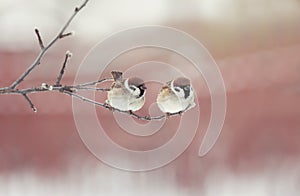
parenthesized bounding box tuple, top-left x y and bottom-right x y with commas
(0, 0, 300, 195)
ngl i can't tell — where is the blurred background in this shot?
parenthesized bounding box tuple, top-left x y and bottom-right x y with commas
(0, 0, 300, 195)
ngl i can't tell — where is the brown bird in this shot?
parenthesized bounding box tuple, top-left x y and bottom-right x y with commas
(157, 77, 195, 114)
(106, 71, 147, 112)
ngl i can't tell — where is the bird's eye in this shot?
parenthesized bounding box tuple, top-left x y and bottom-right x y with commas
(184, 86, 190, 90)
(139, 84, 146, 90)
(174, 87, 181, 92)
(129, 86, 136, 91)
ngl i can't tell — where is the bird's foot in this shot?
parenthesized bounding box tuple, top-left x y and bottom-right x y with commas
(104, 102, 115, 112)
(165, 112, 171, 119)
(178, 110, 184, 116)
(129, 110, 134, 115)
(144, 114, 151, 120)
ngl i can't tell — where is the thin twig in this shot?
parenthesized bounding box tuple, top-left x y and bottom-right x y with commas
(74, 86, 110, 91)
(0, 0, 187, 121)
(72, 78, 113, 88)
(55, 51, 72, 86)
(8, 0, 89, 90)
(59, 31, 74, 38)
(0, 81, 108, 95)
(0, 79, 184, 120)
(63, 91, 155, 120)
(34, 28, 44, 49)
(63, 91, 184, 121)
(63, 91, 106, 107)
(22, 94, 37, 112)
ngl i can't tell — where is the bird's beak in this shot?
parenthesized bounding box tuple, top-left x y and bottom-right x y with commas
(141, 85, 147, 90)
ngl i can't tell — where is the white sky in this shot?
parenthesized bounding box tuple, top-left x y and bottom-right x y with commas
(0, 0, 299, 49)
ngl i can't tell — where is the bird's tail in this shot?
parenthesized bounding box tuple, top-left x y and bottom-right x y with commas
(111, 71, 123, 82)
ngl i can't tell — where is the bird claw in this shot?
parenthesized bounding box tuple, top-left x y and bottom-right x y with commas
(165, 113, 171, 119)
(104, 102, 115, 112)
(178, 110, 184, 116)
(165, 111, 184, 119)
(144, 115, 151, 120)
(129, 110, 134, 115)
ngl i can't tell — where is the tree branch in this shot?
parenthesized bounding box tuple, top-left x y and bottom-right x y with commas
(64, 91, 183, 121)
(55, 51, 72, 86)
(0, 0, 187, 121)
(0, 80, 184, 121)
(22, 93, 37, 112)
(72, 78, 113, 88)
(8, 0, 89, 90)
(34, 28, 44, 49)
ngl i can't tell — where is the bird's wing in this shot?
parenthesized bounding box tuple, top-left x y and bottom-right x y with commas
(110, 71, 123, 88)
(111, 71, 123, 81)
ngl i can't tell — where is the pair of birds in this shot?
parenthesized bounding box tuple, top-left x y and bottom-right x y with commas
(106, 71, 195, 115)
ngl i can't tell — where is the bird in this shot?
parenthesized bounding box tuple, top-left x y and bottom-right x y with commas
(106, 71, 147, 112)
(156, 77, 195, 115)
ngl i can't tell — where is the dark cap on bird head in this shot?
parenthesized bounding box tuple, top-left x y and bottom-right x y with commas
(173, 77, 190, 87)
(128, 77, 146, 89)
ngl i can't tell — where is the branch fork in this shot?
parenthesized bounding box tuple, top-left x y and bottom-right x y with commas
(0, 0, 186, 121)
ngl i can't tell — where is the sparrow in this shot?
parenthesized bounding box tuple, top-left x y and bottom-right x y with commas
(156, 77, 195, 114)
(106, 71, 147, 112)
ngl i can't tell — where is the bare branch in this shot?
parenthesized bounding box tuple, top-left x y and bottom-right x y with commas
(63, 91, 106, 107)
(74, 86, 110, 91)
(58, 0, 89, 39)
(74, 0, 89, 12)
(0, 78, 185, 120)
(59, 31, 74, 38)
(8, 0, 89, 90)
(63, 91, 154, 120)
(22, 94, 37, 112)
(55, 51, 72, 86)
(34, 28, 44, 49)
(0, 0, 188, 121)
(63, 91, 183, 121)
(72, 78, 113, 88)
(0, 80, 109, 95)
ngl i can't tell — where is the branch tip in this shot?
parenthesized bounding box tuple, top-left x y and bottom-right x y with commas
(66, 50, 73, 57)
(34, 27, 39, 32)
(9, 0, 89, 89)
(55, 52, 71, 86)
(59, 31, 74, 39)
(22, 94, 37, 113)
(34, 27, 44, 49)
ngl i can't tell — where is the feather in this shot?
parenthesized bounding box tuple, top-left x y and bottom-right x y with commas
(111, 71, 123, 82)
